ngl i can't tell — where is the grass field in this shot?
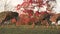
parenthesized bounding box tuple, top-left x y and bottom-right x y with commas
(0, 25, 60, 34)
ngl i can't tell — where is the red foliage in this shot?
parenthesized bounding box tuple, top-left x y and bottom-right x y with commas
(27, 10, 34, 16)
(35, 11, 40, 17)
(23, 10, 34, 16)
(16, 20, 21, 26)
(21, 2, 29, 8)
(30, 17, 35, 22)
(16, 4, 21, 10)
(29, 0, 33, 3)
(11, 18, 17, 24)
(23, 17, 30, 24)
(40, 11, 48, 15)
(16, 2, 29, 10)
(17, 14, 30, 25)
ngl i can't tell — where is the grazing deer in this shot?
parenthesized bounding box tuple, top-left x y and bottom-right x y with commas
(0, 11, 18, 25)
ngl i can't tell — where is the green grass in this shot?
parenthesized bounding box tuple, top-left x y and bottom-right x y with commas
(0, 25, 60, 34)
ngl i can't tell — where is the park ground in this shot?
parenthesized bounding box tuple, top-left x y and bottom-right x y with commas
(0, 25, 60, 34)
